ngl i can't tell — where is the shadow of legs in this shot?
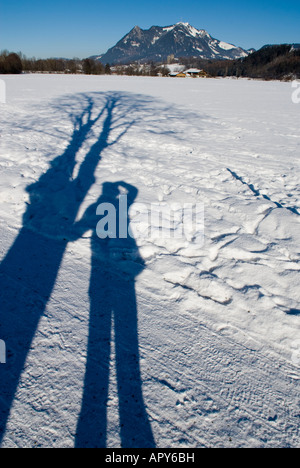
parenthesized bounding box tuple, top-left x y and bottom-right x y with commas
(75, 271, 155, 448)
(114, 279, 155, 448)
(75, 269, 111, 448)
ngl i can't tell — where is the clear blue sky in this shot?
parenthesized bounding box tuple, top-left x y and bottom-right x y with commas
(1, 0, 299, 58)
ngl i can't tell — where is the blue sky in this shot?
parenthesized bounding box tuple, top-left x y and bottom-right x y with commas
(1, 0, 300, 58)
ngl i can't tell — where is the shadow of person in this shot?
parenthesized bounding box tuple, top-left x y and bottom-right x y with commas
(74, 182, 155, 448)
(0, 94, 134, 443)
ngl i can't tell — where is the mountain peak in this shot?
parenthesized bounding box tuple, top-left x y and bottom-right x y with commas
(176, 22, 190, 27)
(168, 22, 209, 37)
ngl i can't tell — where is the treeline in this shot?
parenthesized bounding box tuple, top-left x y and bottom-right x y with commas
(0, 51, 113, 75)
(0, 51, 23, 74)
(0, 50, 170, 77)
(21, 56, 109, 74)
(179, 45, 300, 80)
(22, 56, 81, 73)
(20, 56, 167, 76)
(0, 51, 156, 76)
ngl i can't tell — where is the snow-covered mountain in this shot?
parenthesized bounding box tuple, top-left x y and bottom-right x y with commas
(96, 22, 249, 64)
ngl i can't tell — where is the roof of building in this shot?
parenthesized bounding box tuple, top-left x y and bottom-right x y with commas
(184, 68, 203, 74)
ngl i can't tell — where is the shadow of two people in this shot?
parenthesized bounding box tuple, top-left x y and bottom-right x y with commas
(0, 93, 155, 448)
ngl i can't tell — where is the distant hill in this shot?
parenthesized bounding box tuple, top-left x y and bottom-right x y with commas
(232, 44, 300, 79)
(180, 44, 300, 80)
(96, 23, 249, 64)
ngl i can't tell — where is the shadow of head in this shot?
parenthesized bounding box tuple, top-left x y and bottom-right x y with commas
(100, 181, 138, 205)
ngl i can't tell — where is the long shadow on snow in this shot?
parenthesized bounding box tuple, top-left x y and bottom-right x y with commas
(0, 92, 140, 444)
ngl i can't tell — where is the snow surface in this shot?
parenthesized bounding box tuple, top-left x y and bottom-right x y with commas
(0, 75, 299, 448)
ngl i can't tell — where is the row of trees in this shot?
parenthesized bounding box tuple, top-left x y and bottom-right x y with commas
(0, 51, 23, 74)
(0, 50, 169, 77)
(0, 51, 113, 75)
(22, 56, 80, 73)
(19, 55, 169, 77)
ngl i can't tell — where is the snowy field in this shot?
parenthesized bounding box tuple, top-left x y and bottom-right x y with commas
(0, 74, 299, 448)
